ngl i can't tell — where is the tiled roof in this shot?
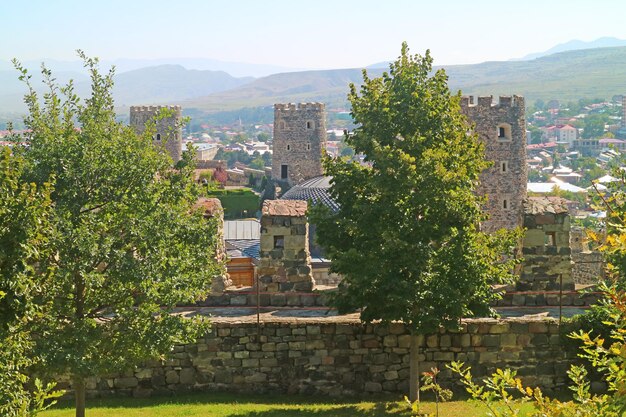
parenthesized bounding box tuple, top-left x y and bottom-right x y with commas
(226, 239, 260, 259)
(280, 176, 339, 212)
(262, 200, 308, 217)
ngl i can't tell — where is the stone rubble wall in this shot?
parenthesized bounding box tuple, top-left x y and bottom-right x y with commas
(572, 251, 604, 285)
(70, 318, 578, 399)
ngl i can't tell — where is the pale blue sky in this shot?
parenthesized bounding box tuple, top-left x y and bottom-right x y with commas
(3, 0, 626, 69)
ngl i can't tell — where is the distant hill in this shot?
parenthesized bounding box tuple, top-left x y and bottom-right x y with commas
(0, 65, 252, 114)
(185, 46, 626, 114)
(107, 65, 253, 107)
(182, 68, 382, 112)
(516, 37, 626, 61)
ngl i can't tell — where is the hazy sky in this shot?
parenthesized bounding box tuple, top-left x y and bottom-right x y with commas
(3, 0, 626, 69)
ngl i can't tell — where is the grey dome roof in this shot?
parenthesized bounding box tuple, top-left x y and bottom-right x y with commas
(280, 176, 339, 212)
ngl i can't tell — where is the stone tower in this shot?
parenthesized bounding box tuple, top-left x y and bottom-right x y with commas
(460, 95, 527, 233)
(272, 103, 326, 186)
(130, 105, 183, 163)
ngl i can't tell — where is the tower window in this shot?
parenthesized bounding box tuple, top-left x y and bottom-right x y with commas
(501, 161, 508, 173)
(503, 199, 508, 209)
(306, 121, 314, 129)
(156, 133, 161, 141)
(281, 164, 288, 179)
(496, 123, 512, 141)
(545, 232, 556, 246)
(274, 235, 285, 249)
(287, 144, 291, 151)
(307, 143, 311, 150)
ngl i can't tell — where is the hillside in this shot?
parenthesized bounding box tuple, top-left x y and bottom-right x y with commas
(0, 65, 252, 115)
(186, 46, 626, 113)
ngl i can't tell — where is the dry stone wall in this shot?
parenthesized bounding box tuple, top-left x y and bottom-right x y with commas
(68, 317, 578, 399)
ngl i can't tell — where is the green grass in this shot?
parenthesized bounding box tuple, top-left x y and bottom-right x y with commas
(40, 392, 535, 417)
(207, 188, 260, 220)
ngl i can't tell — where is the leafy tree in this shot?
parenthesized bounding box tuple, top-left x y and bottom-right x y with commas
(582, 114, 607, 139)
(0, 147, 61, 416)
(13, 53, 222, 417)
(256, 132, 270, 142)
(310, 44, 520, 402)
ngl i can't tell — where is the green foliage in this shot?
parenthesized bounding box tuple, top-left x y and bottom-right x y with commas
(311, 43, 521, 334)
(0, 147, 62, 416)
(582, 114, 608, 139)
(450, 284, 626, 417)
(12, 53, 223, 415)
(404, 368, 453, 417)
(207, 188, 260, 219)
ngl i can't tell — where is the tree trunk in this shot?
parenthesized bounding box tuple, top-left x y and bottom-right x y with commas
(409, 330, 420, 403)
(74, 377, 86, 417)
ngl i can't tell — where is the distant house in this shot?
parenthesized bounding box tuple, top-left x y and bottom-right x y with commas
(540, 124, 577, 145)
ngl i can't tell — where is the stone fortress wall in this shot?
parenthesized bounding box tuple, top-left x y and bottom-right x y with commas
(65, 317, 577, 399)
(272, 103, 326, 186)
(460, 96, 527, 233)
(130, 105, 183, 163)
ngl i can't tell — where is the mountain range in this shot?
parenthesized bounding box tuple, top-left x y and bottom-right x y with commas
(3, 39, 626, 122)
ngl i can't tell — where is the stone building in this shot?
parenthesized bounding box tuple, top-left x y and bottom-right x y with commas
(461, 95, 527, 232)
(520, 196, 574, 291)
(130, 105, 183, 163)
(257, 200, 315, 292)
(272, 103, 326, 186)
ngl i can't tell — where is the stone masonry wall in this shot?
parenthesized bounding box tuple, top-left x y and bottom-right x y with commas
(257, 200, 315, 292)
(71, 317, 577, 399)
(130, 105, 183, 163)
(272, 103, 326, 186)
(460, 96, 527, 233)
(572, 252, 604, 285)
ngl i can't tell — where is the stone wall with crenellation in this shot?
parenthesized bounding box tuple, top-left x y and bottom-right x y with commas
(130, 105, 183, 163)
(272, 103, 326, 186)
(460, 95, 527, 233)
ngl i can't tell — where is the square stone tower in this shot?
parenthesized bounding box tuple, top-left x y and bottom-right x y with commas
(272, 103, 326, 186)
(258, 200, 315, 292)
(460, 95, 527, 232)
(130, 105, 183, 163)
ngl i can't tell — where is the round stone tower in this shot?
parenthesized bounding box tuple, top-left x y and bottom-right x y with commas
(130, 105, 183, 163)
(272, 103, 327, 186)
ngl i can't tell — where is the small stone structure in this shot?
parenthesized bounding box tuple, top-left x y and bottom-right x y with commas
(257, 200, 315, 292)
(194, 198, 232, 294)
(272, 103, 327, 186)
(460, 95, 527, 233)
(520, 197, 574, 291)
(64, 316, 578, 399)
(570, 227, 605, 285)
(130, 105, 183, 162)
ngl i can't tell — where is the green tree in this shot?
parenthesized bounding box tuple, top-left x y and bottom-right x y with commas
(256, 132, 270, 142)
(0, 147, 61, 416)
(13, 53, 223, 417)
(582, 114, 607, 139)
(310, 44, 519, 402)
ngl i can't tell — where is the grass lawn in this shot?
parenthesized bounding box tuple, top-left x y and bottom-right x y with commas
(40, 392, 535, 417)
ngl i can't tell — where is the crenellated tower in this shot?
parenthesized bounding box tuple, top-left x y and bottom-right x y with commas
(130, 105, 183, 163)
(272, 103, 327, 186)
(460, 95, 527, 233)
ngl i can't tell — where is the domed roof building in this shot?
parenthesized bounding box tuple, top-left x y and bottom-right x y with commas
(280, 176, 339, 212)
